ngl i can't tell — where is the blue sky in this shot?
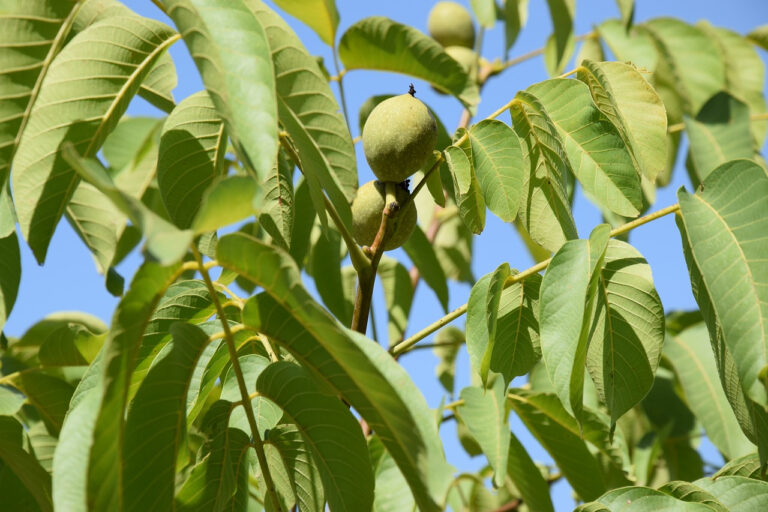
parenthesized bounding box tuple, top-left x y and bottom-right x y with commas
(6, 0, 768, 509)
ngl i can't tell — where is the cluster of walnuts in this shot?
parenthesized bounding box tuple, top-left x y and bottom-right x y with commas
(351, 1, 477, 251)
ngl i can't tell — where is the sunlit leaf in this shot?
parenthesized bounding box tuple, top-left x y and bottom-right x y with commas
(575, 36, 604, 65)
(694, 476, 768, 511)
(642, 18, 726, 116)
(503, 0, 529, 54)
(509, 89, 577, 252)
(191, 175, 258, 234)
(257, 362, 374, 512)
(163, 0, 278, 181)
(11, 15, 178, 263)
(433, 326, 464, 395)
(699, 22, 767, 145)
(470, 0, 496, 28)
(445, 144, 485, 234)
(218, 233, 454, 511)
(616, 0, 634, 28)
(266, 424, 325, 512)
(586, 239, 665, 426)
(123, 323, 210, 512)
(0, 0, 81, 188)
(247, 0, 357, 228)
(676, 159, 768, 407)
(684, 92, 754, 185)
(338, 17, 479, 110)
(540, 224, 610, 420)
(402, 224, 450, 312)
(507, 432, 555, 512)
(158, 90, 227, 229)
(458, 379, 509, 487)
(220, 354, 282, 436)
(369, 435, 416, 512)
(468, 120, 524, 223)
(272, 0, 338, 45)
(377, 256, 414, 344)
(714, 453, 764, 480)
(544, 0, 575, 75)
(748, 24, 768, 50)
(577, 60, 668, 182)
(658, 480, 727, 512)
(597, 19, 659, 74)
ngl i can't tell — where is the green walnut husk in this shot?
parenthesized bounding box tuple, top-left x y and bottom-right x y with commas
(362, 94, 437, 184)
(351, 180, 417, 250)
(427, 1, 476, 49)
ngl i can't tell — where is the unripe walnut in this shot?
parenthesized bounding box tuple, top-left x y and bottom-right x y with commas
(351, 181, 417, 251)
(362, 93, 437, 184)
(427, 1, 475, 49)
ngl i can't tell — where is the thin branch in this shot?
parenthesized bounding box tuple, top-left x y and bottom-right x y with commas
(192, 247, 284, 512)
(390, 203, 681, 355)
(401, 153, 444, 210)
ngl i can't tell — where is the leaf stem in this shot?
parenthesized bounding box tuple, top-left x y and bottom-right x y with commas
(401, 153, 444, 209)
(191, 247, 284, 512)
(390, 203, 681, 355)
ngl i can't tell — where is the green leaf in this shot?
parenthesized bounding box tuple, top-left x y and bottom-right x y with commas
(0, 231, 20, 333)
(123, 323, 210, 512)
(38, 325, 103, 367)
(86, 261, 182, 512)
(246, 1, 356, 227)
(642, 18, 726, 116)
(265, 424, 325, 512)
(577, 60, 668, 183)
(699, 23, 767, 146)
(11, 15, 178, 263)
(684, 92, 754, 185)
(0, 385, 25, 416)
(540, 225, 610, 420)
(0, 0, 81, 188)
(544, 31, 575, 77)
(64, 150, 194, 264)
(377, 256, 414, 344)
(257, 362, 374, 512)
(676, 159, 768, 406)
(544, 0, 575, 75)
(259, 148, 295, 250)
(714, 453, 764, 480)
(616, 0, 634, 28)
(445, 144, 485, 234)
(433, 327, 464, 395)
(503, 0, 529, 54)
(309, 228, 350, 326)
(217, 233, 454, 512)
(509, 89, 577, 252)
(695, 476, 768, 511)
(468, 120, 524, 223)
(576, 36, 604, 66)
(457, 379, 509, 487)
(582, 486, 712, 511)
(507, 390, 607, 501)
(470, 0, 496, 28)
(597, 19, 659, 74)
(402, 225, 450, 312)
(748, 24, 768, 50)
(130, 280, 216, 399)
(338, 17, 479, 110)
(220, 355, 282, 436)
(0, 417, 53, 512)
(665, 322, 754, 459)
(506, 432, 555, 512)
(586, 239, 665, 426)
(12, 373, 75, 436)
(52, 348, 104, 511)
(175, 422, 252, 512)
(659, 481, 728, 511)
(191, 175, 258, 234)
(163, 0, 278, 182)
(369, 436, 416, 512)
(272, 0, 338, 46)
(434, 214, 474, 283)
(157, 90, 227, 229)
(528, 78, 643, 217)
(102, 117, 161, 172)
